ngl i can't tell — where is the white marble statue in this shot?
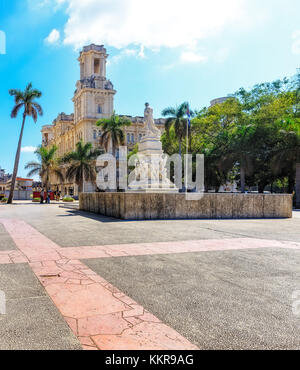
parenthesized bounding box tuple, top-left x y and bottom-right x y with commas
(144, 103, 161, 138)
(128, 103, 178, 192)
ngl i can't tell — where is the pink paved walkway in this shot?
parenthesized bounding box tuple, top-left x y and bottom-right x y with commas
(1, 217, 300, 350)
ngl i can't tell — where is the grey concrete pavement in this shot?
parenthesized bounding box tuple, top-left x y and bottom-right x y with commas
(85, 248, 300, 350)
(0, 204, 300, 247)
(1, 203, 300, 350)
(0, 264, 81, 350)
(0, 224, 16, 251)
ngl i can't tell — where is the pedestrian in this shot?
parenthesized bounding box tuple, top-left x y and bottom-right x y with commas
(47, 192, 50, 204)
(40, 189, 44, 204)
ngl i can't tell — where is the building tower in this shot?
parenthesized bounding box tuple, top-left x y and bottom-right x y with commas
(72, 44, 116, 144)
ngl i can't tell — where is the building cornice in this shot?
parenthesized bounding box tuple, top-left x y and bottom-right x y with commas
(72, 87, 116, 102)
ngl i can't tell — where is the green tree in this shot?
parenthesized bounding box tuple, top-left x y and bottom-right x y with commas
(192, 98, 243, 191)
(7, 83, 43, 204)
(61, 141, 102, 193)
(25, 145, 64, 192)
(96, 112, 132, 157)
(161, 102, 190, 157)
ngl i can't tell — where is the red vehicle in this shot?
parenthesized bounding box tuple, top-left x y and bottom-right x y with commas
(33, 191, 55, 200)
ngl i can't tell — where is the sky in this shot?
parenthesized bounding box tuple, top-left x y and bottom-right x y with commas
(0, 0, 299, 178)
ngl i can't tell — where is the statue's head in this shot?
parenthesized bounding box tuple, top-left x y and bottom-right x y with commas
(145, 102, 149, 108)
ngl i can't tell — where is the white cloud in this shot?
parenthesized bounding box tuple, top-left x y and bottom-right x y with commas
(61, 0, 246, 50)
(292, 30, 300, 55)
(44, 28, 60, 44)
(51, 0, 251, 63)
(21, 146, 37, 153)
(108, 48, 140, 65)
(180, 51, 207, 64)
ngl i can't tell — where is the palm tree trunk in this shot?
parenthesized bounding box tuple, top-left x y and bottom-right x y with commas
(78, 179, 83, 194)
(7, 112, 26, 204)
(296, 163, 300, 209)
(179, 140, 182, 158)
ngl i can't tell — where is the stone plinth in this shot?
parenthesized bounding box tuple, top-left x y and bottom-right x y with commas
(79, 193, 293, 220)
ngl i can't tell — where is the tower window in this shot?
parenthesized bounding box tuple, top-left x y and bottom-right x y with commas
(94, 58, 100, 74)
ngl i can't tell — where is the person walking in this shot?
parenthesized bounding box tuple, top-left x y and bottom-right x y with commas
(40, 189, 44, 204)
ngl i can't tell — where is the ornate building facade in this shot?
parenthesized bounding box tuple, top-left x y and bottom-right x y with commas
(41, 44, 165, 196)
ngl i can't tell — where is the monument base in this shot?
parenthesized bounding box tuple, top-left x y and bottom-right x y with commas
(79, 193, 293, 220)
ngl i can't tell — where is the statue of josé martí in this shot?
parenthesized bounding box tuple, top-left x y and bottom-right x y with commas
(144, 103, 161, 138)
(128, 102, 178, 192)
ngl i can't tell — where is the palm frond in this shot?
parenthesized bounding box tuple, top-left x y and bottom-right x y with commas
(162, 107, 176, 117)
(11, 103, 24, 118)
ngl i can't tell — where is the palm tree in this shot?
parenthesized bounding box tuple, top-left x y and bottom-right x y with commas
(25, 145, 64, 193)
(7, 83, 43, 204)
(161, 102, 190, 157)
(96, 112, 132, 157)
(61, 141, 102, 193)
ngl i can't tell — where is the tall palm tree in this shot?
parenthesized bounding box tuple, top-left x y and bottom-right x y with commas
(7, 83, 43, 204)
(96, 112, 131, 157)
(61, 141, 102, 193)
(25, 145, 64, 192)
(161, 102, 190, 157)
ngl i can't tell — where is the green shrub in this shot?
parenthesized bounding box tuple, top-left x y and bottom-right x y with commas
(32, 198, 41, 203)
(1, 197, 8, 203)
(63, 196, 74, 202)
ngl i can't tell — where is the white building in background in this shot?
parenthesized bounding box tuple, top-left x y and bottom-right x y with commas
(210, 97, 230, 107)
(41, 44, 165, 196)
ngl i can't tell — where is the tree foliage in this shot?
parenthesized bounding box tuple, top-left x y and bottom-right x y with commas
(162, 73, 300, 194)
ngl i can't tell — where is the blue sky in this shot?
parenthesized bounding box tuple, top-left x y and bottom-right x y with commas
(0, 0, 299, 178)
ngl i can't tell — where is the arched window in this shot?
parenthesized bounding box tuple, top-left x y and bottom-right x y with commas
(93, 130, 97, 139)
(98, 130, 102, 137)
(127, 133, 130, 143)
(139, 134, 142, 141)
(131, 134, 134, 143)
(97, 105, 102, 114)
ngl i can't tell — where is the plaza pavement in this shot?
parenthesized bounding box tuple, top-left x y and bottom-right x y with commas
(0, 202, 300, 349)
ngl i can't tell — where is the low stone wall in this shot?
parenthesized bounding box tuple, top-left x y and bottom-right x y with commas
(79, 193, 293, 220)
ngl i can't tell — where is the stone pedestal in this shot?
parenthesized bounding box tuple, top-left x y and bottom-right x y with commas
(79, 193, 293, 220)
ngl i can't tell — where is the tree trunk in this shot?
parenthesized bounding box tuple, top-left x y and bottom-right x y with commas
(240, 163, 246, 193)
(258, 182, 266, 194)
(296, 163, 300, 209)
(178, 140, 182, 158)
(7, 113, 26, 204)
(78, 178, 83, 194)
(288, 173, 295, 194)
